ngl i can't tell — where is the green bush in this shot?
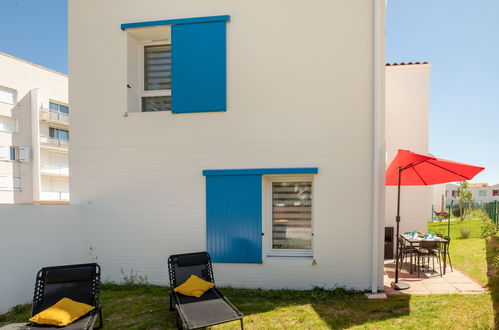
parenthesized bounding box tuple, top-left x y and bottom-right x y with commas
(452, 204, 462, 217)
(460, 227, 472, 239)
(481, 216, 497, 240)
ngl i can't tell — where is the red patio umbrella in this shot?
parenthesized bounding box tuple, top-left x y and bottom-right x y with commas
(386, 149, 484, 290)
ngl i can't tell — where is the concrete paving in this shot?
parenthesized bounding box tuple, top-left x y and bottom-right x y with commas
(384, 260, 485, 295)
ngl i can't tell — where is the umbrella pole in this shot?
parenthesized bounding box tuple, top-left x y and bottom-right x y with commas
(392, 167, 410, 290)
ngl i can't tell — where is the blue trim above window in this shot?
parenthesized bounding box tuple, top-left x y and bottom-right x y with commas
(121, 15, 230, 30)
(203, 168, 319, 176)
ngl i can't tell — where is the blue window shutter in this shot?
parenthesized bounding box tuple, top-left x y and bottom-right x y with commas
(206, 175, 262, 263)
(171, 21, 227, 113)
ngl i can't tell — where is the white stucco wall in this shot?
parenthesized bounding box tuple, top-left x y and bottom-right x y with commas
(385, 64, 432, 237)
(0, 53, 68, 204)
(0, 205, 83, 314)
(69, 0, 384, 290)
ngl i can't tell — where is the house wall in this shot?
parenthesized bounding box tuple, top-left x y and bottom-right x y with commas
(0, 205, 84, 314)
(385, 64, 432, 236)
(69, 0, 384, 290)
(444, 183, 499, 206)
(0, 52, 68, 204)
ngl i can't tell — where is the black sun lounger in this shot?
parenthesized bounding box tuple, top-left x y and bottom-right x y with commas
(20, 263, 103, 330)
(168, 252, 243, 329)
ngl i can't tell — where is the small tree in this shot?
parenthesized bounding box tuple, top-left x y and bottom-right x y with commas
(457, 181, 470, 221)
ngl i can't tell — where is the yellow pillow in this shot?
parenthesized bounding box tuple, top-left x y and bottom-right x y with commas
(173, 275, 215, 298)
(29, 298, 95, 326)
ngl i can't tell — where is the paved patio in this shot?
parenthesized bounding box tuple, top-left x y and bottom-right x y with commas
(384, 260, 485, 294)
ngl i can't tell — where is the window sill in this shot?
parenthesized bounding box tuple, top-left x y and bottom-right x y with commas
(266, 252, 313, 258)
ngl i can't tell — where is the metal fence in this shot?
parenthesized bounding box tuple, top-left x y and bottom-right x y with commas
(484, 201, 499, 225)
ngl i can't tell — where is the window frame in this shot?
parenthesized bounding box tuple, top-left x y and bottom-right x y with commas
(139, 40, 172, 112)
(0, 115, 18, 134)
(49, 101, 69, 114)
(0, 86, 17, 105)
(265, 175, 314, 257)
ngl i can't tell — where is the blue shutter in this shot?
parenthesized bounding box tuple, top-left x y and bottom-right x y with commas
(206, 175, 262, 263)
(171, 21, 227, 113)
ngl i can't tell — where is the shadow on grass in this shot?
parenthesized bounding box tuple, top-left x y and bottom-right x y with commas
(485, 236, 499, 330)
(0, 285, 410, 329)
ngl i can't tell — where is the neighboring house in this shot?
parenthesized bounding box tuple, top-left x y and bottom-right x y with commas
(68, 0, 386, 291)
(444, 183, 499, 206)
(0, 52, 69, 204)
(385, 62, 432, 248)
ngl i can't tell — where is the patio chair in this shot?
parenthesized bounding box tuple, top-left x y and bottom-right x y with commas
(168, 252, 243, 330)
(22, 263, 103, 330)
(433, 236, 453, 272)
(396, 237, 418, 272)
(417, 241, 442, 277)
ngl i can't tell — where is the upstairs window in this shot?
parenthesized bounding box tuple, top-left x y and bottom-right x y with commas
(142, 43, 171, 112)
(49, 101, 69, 114)
(0, 86, 16, 105)
(479, 190, 487, 197)
(123, 15, 228, 114)
(493, 190, 499, 197)
(49, 127, 69, 142)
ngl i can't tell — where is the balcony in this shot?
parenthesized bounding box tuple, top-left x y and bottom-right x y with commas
(39, 191, 69, 201)
(39, 108, 69, 126)
(40, 164, 69, 176)
(40, 136, 69, 150)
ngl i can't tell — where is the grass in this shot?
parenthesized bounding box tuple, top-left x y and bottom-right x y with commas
(0, 285, 494, 329)
(1, 213, 496, 329)
(428, 215, 489, 285)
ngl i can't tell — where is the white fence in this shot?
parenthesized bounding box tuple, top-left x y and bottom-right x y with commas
(0, 205, 84, 314)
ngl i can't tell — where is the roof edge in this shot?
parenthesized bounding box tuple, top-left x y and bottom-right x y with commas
(0, 51, 67, 78)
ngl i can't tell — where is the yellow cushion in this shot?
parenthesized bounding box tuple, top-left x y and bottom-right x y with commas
(173, 275, 215, 298)
(29, 298, 95, 326)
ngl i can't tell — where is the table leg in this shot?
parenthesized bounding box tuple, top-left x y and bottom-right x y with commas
(410, 243, 413, 274)
(443, 242, 447, 275)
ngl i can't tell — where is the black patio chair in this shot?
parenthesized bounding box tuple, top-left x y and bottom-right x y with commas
(22, 263, 103, 330)
(168, 252, 243, 330)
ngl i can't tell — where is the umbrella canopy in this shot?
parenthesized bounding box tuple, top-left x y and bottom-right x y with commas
(386, 149, 485, 186)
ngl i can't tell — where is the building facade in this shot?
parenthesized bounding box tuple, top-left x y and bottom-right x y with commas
(69, 0, 386, 291)
(444, 183, 499, 206)
(385, 62, 432, 239)
(0, 52, 69, 204)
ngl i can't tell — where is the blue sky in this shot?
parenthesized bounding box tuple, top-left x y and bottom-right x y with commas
(0, 1, 496, 183)
(387, 0, 499, 184)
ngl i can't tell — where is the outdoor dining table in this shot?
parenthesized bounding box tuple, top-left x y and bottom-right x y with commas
(400, 235, 449, 275)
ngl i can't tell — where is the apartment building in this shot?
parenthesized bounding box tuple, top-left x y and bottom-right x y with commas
(0, 52, 69, 204)
(445, 182, 499, 206)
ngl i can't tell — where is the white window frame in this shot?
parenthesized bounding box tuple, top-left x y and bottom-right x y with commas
(265, 175, 314, 257)
(139, 40, 171, 112)
(0, 86, 17, 105)
(0, 115, 18, 134)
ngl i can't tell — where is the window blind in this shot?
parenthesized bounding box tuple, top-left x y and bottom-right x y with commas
(144, 44, 171, 91)
(272, 181, 312, 250)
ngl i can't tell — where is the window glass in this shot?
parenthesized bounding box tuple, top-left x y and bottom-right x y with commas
(144, 44, 171, 91)
(0, 87, 16, 104)
(9, 147, 16, 161)
(49, 102, 69, 114)
(49, 127, 69, 141)
(493, 190, 499, 197)
(142, 96, 171, 112)
(272, 181, 312, 250)
(0, 116, 17, 133)
(479, 190, 487, 197)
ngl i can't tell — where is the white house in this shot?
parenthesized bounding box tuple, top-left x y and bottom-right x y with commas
(68, 0, 386, 291)
(444, 182, 499, 206)
(2, 0, 389, 314)
(0, 52, 69, 204)
(385, 62, 432, 247)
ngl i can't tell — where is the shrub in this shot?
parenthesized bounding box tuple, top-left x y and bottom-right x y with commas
(481, 216, 498, 240)
(460, 227, 472, 239)
(452, 204, 462, 218)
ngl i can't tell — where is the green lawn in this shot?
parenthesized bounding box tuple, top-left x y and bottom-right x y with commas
(428, 216, 489, 285)
(1, 215, 496, 329)
(0, 285, 494, 329)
